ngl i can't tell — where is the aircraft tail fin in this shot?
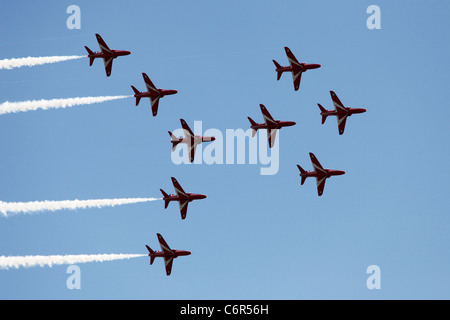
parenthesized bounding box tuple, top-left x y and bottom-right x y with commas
(272, 60, 283, 80)
(297, 165, 308, 185)
(84, 46, 95, 66)
(301, 176, 307, 185)
(297, 165, 307, 174)
(146, 245, 156, 265)
(146, 245, 155, 254)
(131, 86, 141, 106)
(247, 117, 258, 137)
(131, 85, 140, 95)
(317, 104, 328, 124)
(160, 189, 170, 209)
(168, 131, 181, 151)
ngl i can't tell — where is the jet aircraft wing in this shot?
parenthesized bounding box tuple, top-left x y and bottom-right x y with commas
(180, 119, 198, 162)
(285, 47, 305, 91)
(96, 34, 112, 54)
(142, 73, 161, 96)
(315, 175, 327, 197)
(150, 96, 160, 117)
(330, 91, 348, 135)
(267, 129, 278, 149)
(284, 47, 301, 68)
(180, 119, 195, 138)
(103, 57, 113, 77)
(292, 70, 303, 91)
(188, 142, 197, 163)
(157, 233, 173, 254)
(336, 113, 348, 135)
(330, 91, 347, 113)
(178, 200, 189, 220)
(143, 73, 163, 116)
(163, 256, 174, 276)
(171, 177, 188, 197)
(260, 104, 277, 126)
(309, 152, 326, 174)
(157, 233, 175, 276)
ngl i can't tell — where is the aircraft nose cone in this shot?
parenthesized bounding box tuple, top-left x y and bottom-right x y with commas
(211, 137, 216, 141)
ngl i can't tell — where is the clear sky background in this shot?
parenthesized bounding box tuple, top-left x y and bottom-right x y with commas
(0, 0, 449, 299)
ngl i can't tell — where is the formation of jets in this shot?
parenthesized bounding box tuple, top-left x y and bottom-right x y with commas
(83, 35, 366, 275)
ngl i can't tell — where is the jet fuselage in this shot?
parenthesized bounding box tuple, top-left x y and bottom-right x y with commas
(88, 49, 131, 60)
(250, 120, 296, 131)
(134, 88, 178, 99)
(172, 135, 216, 145)
(300, 169, 346, 179)
(276, 63, 321, 74)
(321, 108, 366, 117)
(148, 250, 192, 259)
(163, 192, 207, 203)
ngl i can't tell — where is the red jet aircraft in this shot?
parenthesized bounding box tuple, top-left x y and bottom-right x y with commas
(84, 34, 131, 77)
(317, 91, 367, 135)
(169, 119, 216, 163)
(248, 104, 296, 148)
(131, 73, 178, 116)
(273, 47, 321, 91)
(146, 233, 191, 276)
(297, 153, 345, 196)
(160, 177, 207, 220)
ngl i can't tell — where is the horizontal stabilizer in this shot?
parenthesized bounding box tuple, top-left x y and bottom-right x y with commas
(85, 46, 95, 66)
(146, 245, 156, 265)
(297, 164, 306, 174)
(146, 245, 154, 254)
(168, 131, 181, 151)
(317, 104, 328, 124)
(131, 85, 140, 95)
(248, 117, 258, 137)
(160, 189, 170, 209)
(272, 60, 283, 80)
(297, 165, 308, 185)
(131, 86, 141, 106)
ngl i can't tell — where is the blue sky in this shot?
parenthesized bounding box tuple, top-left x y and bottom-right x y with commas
(0, 0, 449, 299)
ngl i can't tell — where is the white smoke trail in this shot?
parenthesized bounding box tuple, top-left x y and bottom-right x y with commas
(0, 95, 132, 115)
(0, 198, 161, 218)
(0, 254, 147, 270)
(0, 55, 85, 70)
